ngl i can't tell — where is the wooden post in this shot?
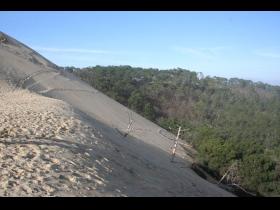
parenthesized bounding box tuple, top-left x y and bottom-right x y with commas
(123, 112, 134, 137)
(171, 126, 181, 162)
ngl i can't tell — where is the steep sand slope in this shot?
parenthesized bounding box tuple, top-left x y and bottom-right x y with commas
(0, 32, 233, 196)
(0, 81, 118, 196)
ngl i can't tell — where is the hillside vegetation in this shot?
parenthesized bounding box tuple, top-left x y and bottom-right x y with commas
(68, 65, 280, 196)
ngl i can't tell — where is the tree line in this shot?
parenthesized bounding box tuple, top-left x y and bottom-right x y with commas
(65, 65, 280, 196)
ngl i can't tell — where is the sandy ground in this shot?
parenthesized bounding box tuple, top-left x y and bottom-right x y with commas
(0, 82, 118, 196)
(0, 31, 234, 196)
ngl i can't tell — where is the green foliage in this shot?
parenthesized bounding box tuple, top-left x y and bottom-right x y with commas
(72, 65, 280, 196)
(197, 138, 238, 172)
(143, 103, 156, 121)
(158, 118, 181, 132)
(128, 90, 144, 112)
(239, 154, 277, 194)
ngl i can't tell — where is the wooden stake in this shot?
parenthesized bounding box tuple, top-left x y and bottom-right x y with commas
(171, 126, 181, 161)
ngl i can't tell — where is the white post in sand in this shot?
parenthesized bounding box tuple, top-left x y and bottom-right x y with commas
(123, 112, 134, 137)
(170, 126, 189, 162)
(171, 126, 181, 162)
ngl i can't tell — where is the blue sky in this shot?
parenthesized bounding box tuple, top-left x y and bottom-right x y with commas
(0, 11, 280, 85)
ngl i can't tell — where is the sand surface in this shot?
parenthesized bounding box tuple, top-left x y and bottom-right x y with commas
(0, 31, 233, 196)
(0, 82, 119, 196)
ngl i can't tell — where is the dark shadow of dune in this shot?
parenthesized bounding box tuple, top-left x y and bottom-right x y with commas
(69, 108, 234, 197)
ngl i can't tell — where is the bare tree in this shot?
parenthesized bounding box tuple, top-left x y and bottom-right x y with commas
(218, 161, 256, 196)
(218, 161, 239, 184)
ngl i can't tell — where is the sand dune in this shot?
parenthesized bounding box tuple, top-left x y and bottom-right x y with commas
(0, 32, 233, 196)
(0, 83, 117, 196)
